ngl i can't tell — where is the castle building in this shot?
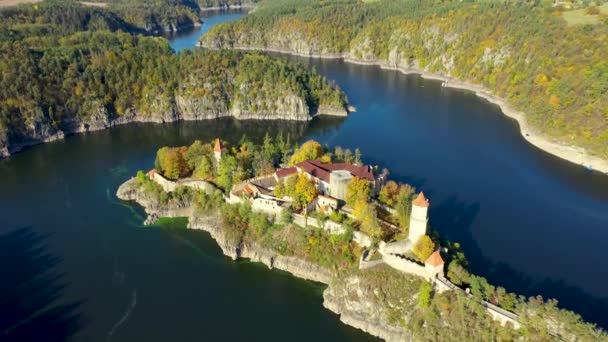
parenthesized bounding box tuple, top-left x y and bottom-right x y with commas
(279, 160, 379, 201)
(408, 192, 429, 246)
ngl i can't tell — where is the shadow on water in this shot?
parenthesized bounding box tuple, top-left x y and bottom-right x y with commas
(0, 227, 84, 342)
(431, 195, 608, 328)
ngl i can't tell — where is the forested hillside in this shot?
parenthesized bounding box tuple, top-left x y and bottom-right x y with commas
(202, 0, 608, 159)
(0, 0, 258, 35)
(0, 0, 346, 157)
(0, 0, 200, 34)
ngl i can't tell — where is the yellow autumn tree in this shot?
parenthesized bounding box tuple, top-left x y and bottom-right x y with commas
(345, 176, 370, 206)
(413, 235, 435, 262)
(289, 140, 323, 165)
(353, 199, 383, 239)
(294, 173, 318, 209)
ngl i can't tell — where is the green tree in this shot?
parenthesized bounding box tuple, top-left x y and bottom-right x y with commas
(184, 140, 206, 169)
(216, 154, 237, 190)
(155, 146, 169, 174)
(469, 275, 494, 301)
(192, 155, 213, 180)
(262, 132, 277, 160)
(379, 180, 399, 207)
(280, 206, 293, 224)
(418, 281, 433, 308)
(353, 199, 383, 239)
(394, 184, 416, 230)
(447, 260, 471, 286)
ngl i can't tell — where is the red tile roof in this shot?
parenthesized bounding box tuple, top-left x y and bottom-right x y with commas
(275, 167, 297, 178)
(295, 160, 374, 183)
(147, 169, 156, 178)
(413, 192, 430, 208)
(244, 183, 256, 196)
(425, 250, 444, 267)
(214, 138, 225, 153)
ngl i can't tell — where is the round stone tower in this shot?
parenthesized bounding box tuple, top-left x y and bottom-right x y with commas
(408, 192, 429, 245)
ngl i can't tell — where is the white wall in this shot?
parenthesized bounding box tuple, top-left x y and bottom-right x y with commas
(382, 253, 430, 280)
(408, 205, 428, 244)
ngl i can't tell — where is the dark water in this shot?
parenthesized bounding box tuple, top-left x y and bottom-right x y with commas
(1, 9, 608, 342)
(166, 10, 245, 53)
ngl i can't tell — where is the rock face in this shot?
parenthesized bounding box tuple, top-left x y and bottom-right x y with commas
(324, 275, 414, 342)
(116, 178, 412, 341)
(1, 91, 325, 159)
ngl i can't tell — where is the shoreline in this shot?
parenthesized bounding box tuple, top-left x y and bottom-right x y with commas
(198, 4, 255, 12)
(201, 44, 608, 174)
(0, 106, 348, 159)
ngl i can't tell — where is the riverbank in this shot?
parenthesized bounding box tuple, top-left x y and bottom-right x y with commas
(199, 43, 608, 174)
(0, 108, 335, 159)
(199, 4, 254, 12)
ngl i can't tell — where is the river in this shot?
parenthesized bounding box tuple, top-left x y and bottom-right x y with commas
(0, 9, 607, 341)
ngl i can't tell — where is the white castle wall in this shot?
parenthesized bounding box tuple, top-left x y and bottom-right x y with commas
(353, 231, 372, 248)
(251, 197, 283, 217)
(408, 204, 428, 244)
(152, 172, 218, 194)
(152, 172, 178, 192)
(381, 253, 431, 280)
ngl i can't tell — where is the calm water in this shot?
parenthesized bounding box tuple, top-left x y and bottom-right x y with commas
(1, 10, 608, 341)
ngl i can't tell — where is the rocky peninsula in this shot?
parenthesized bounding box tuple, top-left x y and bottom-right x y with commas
(116, 177, 415, 342)
(0, 40, 348, 159)
(115, 138, 605, 341)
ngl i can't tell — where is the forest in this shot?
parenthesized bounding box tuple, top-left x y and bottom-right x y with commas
(0, 0, 258, 35)
(0, 0, 345, 156)
(203, 0, 608, 158)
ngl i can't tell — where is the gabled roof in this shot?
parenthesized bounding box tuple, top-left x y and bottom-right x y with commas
(425, 250, 444, 267)
(214, 138, 225, 153)
(295, 160, 374, 183)
(413, 192, 430, 208)
(275, 167, 297, 179)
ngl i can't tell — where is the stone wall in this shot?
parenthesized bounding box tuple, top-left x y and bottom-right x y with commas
(152, 172, 218, 194)
(292, 214, 347, 235)
(381, 253, 430, 280)
(152, 172, 178, 192)
(353, 231, 372, 248)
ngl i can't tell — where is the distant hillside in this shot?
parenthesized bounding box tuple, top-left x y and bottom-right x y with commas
(202, 0, 608, 159)
(0, 1, 347, 157)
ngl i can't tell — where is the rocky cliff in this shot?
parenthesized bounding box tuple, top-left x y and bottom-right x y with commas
(1, 85, 342, 159)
